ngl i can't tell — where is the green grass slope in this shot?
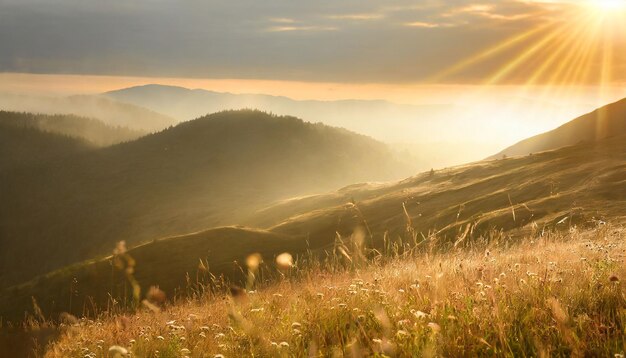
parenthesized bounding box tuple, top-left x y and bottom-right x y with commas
(492, 97, 626, 158)
(2, 135, 624, 322)
(0, 110, 407, 290)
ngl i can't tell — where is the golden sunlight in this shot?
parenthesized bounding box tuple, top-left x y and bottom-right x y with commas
(588, 0, 626, 11)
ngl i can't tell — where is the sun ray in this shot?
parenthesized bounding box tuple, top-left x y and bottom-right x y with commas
(427, 22, 554, 82)
(485, 21, 573, 85)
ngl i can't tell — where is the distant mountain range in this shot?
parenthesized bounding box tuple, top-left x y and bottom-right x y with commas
(103, 84, 461, 141)
(493, 97, 626, 158)
(104, 84, 500, 169)
(0, 109, 409, 289)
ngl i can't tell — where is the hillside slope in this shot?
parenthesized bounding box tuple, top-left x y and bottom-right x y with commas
(0, 110, 407, 289)
(0, 115, 93, 168)
(42, 229, 626, 357)
(493, 97, 626, 158)
(3, 134, 624, 321)
(0, 93, 177, 132)
(0, 111, 143, 147)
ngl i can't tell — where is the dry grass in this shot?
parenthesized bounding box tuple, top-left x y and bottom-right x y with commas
(43, 226, 626, 357)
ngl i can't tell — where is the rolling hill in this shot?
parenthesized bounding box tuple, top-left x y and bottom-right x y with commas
(0, 113, 93, 168)
(103, 84, 460, 140)
(493, 97, 626, 158)
(0, 110, 408, 291)
(0, 111, 143, 147)
(0, 93, 177, 132)
(2, 133, 624, 321)
(103, 84, 492, 170)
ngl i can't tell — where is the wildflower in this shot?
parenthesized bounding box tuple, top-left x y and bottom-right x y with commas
(246, 253, 262, 271)
(181, 348, 191, 354)
(108, 345, 128, 357)
(372, 338, 383, 344)
(396, 329, 409, 338)
(276, 253, 293, 270)
(146, 286, 167, 305)
(397, 319, 410, 327)
(156, 336, 164, 340)
(411, 310, 428, 319)
(279, 341, 290, 348)
(427, 322, 441, 333)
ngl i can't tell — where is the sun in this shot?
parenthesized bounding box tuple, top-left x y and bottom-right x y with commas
(589, 0, 626, 11)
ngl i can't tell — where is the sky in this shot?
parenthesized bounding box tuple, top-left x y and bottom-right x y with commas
(1, 0, 625, 85)
(0, 0, 625, 151)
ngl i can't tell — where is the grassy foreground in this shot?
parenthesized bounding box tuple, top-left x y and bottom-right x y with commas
(38, 226, 626, 357)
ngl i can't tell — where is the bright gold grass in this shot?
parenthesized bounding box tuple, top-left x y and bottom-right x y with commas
(46, 227, 625, 357)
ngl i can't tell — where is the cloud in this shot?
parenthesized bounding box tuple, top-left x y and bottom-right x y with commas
(442, 3, 537, 21)
(403, 21, 455, 28)
(266, 25, 338, 32)
(269, 18, 296, 24)
(327, 13, 385, 20)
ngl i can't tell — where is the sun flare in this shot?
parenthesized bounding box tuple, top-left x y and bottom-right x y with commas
(589, 0, 626, 11)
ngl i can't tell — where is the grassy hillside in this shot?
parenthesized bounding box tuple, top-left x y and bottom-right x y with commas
(493, 97, 626, 158)
(0, 111, 143, 147)
(0, 93, 177, 132)
(2, 134, 624, 322)
(15, 227, 626, 357)
(0, 110, 407, 290)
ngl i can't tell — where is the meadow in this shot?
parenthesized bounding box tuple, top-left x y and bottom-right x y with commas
(39, 224, 625, 357)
